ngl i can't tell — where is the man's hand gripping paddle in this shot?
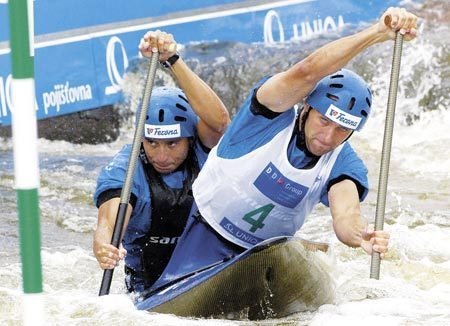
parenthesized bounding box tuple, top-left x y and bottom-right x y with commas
(98, 52, 160, 296)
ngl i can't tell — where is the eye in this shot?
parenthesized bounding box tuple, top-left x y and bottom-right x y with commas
(146, 139, 157, 147)
(319, 116, 329, 125)
(338, 125, 351, 134)
(168, 140, 180, 147)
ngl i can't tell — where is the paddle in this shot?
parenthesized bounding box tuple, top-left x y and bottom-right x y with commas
(370, 23, 404, 280)
(98, 52, 160, 296)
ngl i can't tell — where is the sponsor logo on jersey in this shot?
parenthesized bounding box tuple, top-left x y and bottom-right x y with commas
(253, 162, 309, 208)
(147, 236, 179, 245)
(220, 217, 264, 245)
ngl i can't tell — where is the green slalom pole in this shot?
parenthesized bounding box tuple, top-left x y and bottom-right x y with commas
(8, 0, 44, 324)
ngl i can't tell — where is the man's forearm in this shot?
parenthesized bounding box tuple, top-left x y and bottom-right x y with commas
(329, 179, 367, 248)
(170, 58, 230, 133)
(303, 24, 387, 83)
(333, 214, 366, 248)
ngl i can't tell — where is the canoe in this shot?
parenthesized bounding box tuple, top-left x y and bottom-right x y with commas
(136, 236, 334, 320)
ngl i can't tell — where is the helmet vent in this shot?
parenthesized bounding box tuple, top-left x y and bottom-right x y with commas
(176, 103, 188, 112)
(330, 83, 343, 88)
(360, 110, 368, 117)
(158, 109, 164, 122)
(326, 93, 339, 101)
(178, 94, 189, 103)
(347, 97, 356, 111)
(330, 74, 344, 79)
(366, 97, 371, 107)
(174, 116, 187, 122)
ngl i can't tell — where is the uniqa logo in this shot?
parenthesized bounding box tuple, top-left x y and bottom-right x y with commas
(263, 10, 285, 44)
(263, 10, 344, 45)
(0, 74, 39, 120)
(0, 74, 12, 119)
(104, 36, 129, 95)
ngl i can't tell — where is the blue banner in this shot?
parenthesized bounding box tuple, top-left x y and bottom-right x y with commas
(0, 0, 401, 125)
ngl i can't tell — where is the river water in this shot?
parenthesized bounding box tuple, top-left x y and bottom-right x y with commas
(1, 1, 449, 325)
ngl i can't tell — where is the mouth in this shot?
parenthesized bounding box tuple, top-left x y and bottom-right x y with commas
(152, 163, 174, 173)
(310, 139, 330, 154)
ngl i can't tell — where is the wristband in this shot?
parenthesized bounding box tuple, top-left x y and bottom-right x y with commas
(161, 54, 180, 68)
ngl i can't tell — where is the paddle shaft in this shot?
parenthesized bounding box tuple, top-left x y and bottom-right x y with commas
(370, 32, 404, 280)
(99, 52, 160, 296)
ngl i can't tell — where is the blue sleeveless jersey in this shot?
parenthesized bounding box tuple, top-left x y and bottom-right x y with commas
(216, 77, 369, 207)
(94, 141, 208, 271)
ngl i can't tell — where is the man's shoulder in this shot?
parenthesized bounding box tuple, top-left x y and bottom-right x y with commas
(333, 142, 367, 174)
(338, 142, 362, 160)
(217, 109, 295, 159)
(104, 144, 133, 169)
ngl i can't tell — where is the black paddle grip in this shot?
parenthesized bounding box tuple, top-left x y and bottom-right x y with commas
(98, 202, 129, 296)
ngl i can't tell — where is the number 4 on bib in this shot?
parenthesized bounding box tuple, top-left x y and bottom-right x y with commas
(242, 204, 274, 232)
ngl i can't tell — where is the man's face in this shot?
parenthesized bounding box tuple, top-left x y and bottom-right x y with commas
(142, 138, 190, 174)
(303, 107, 353, 156)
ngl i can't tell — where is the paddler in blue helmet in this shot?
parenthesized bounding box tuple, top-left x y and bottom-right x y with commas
(155, 7, 418, 283)
(93, 30, 230, 294)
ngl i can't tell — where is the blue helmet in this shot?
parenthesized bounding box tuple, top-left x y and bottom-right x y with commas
(139, 87, 198, 139)
(305, 69, 372, 131)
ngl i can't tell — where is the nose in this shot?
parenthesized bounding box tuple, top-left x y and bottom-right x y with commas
(152, 147, 170, 164)
(322, 126, 336, 144)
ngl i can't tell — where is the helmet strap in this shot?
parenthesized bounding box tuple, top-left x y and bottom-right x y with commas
(342, 131, 354, 143)
(295, 105, 316, 157)
(139, 142, 149, 164)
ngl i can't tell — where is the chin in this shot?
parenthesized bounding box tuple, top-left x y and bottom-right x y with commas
(306, 144, 322, 156)
(154, 166, 175, 174)
(308, 141, 333, 156)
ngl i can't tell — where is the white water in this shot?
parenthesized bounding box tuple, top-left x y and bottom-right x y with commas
(1, 5, 450, 326)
